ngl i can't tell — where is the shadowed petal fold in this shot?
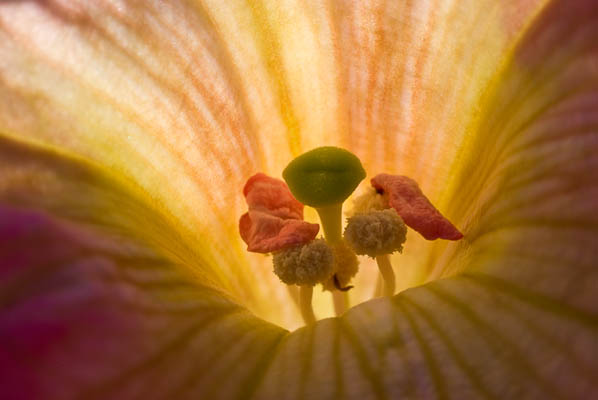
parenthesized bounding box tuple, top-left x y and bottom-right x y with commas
(0, 203, 286, 400)
(0, 137, 287, 399)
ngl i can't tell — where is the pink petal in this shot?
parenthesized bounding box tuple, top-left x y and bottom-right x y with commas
(0, 203, 285, 400)
(371, 173, 463, 240)
(240, 173, 319, 253)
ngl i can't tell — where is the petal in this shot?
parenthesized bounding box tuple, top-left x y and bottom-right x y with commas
(256, 0, 598, 399)
(257, 1, 598, 398)
(257, 0, 598, 398)
(0, 0, 550, 317)
(370, 173, 463, 240)
(0, 0, 296, 325)
(331, 0, 547, 184)
(0, 204, 286, 400)
(0, 134, 297, 398)
(255, 281, 598, 399)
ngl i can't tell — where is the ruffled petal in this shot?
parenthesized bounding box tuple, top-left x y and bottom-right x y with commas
(239, 173, 319, 253)
(371, 173, 463, 240)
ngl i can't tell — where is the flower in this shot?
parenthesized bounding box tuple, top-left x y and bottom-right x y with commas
(1, 0, 598, 399)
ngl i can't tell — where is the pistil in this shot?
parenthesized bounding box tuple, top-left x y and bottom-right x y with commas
(316, 203, 350, 314)
(283, 146, 366, 320)
(315, 204, 343, 244)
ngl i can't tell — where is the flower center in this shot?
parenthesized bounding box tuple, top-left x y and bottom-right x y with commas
(239, 147, 463, 329)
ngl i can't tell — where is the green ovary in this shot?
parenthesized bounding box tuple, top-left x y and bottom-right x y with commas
(283, 147, 365, 292)
(282, 146, 365, 208)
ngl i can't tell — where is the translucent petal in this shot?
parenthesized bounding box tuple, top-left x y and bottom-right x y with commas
(257, 1, 598, 398)
(0, 0, 550, 319)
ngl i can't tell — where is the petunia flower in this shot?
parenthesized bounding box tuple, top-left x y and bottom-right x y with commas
(1, 0, 597, 399)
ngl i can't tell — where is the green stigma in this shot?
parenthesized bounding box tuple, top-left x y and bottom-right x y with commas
(282, 146, 366, 208)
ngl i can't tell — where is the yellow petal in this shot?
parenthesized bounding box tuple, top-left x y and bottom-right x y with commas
(256, 1, 598, 397)
(0, 0, 552, 324)
(0, 0, 299, 325)
(0, 136, 288, 398)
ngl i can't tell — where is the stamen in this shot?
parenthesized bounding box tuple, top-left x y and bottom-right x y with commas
(344, 209, 407, 258)
(299, 285, 316, 324)
(344, 199, 406, 298)
(332, 291, 349, 316)
(371, 173, 464, 240)
(375, 254, 396, 297)
(325, 241, 358, 315)
(345, 174, 464, 300)
(374, 274, 384, 297)
(272, 240, 333, 286)
(317, 205, 357, 316)
(350, 187, 387, 214)
(287, 285, 300, 308)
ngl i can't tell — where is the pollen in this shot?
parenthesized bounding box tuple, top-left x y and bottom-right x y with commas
(272, 239, 334, 286)
(322, 240, 359, 291)
(349, 187, 388, 215)
(344, 209, 407, 258)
